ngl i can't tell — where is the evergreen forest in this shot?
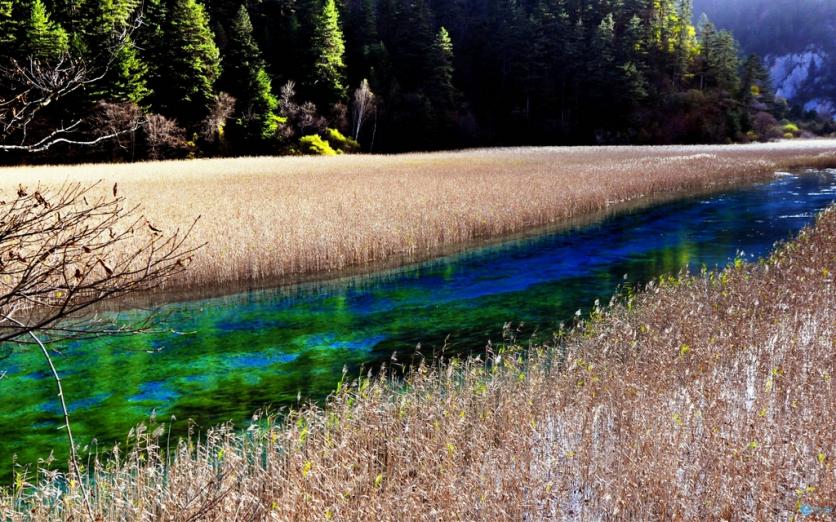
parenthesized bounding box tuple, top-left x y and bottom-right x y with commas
(0, 0, 793, 161)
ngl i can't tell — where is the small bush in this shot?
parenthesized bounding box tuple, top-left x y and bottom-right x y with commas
(299, 134, 338, 156)
(782, 122, 800, 137)
(752, 112, 783, 141)
(323, 128, 360, 153)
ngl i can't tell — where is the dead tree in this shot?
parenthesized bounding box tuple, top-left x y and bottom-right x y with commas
(0, 182, 201, 517)
(351, 78, 376, 142)
(0, 22, 144, 154)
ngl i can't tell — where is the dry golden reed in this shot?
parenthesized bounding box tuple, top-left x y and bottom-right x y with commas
(3, 204, 834, 521)
(1, 141, 835, 294)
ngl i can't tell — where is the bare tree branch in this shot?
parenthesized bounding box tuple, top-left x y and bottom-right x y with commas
(0, 181, 203, 344)
(0, 16, 146, 154)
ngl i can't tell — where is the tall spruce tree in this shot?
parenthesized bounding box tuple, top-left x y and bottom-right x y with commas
(701, 26, 740, 93)
(222, 5, 279, 148)
(426, 26, 462, 146)
(343, 0, 379, 87)
(18, 0, 69, 61)
(673, 0, 697, 87)
(156, 0, 221, 125)
(74, 0, 148, 103)
(0, 0, 16, 55)
(308, 0, 346, 110)
(427, 27, 456, 110)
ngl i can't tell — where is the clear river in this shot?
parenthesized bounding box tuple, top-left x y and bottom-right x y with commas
(1, 169, 835, 478)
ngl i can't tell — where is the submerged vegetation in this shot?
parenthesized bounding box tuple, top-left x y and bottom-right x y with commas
(2, 202, 834, 519)
(3, 142, 836, 295)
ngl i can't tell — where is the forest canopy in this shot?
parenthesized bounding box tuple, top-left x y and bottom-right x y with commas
(0, 0, 796, 161)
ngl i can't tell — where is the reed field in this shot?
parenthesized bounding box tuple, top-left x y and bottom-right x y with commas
(2, 203, 833, 520)
(2, 141, 836, 294)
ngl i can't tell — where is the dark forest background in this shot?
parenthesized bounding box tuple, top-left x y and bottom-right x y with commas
(0, 0, 818, 162)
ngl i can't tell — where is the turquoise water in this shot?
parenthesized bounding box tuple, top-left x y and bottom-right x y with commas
(1, 170, 835, 477)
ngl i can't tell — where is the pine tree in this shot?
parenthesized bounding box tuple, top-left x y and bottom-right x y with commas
(740, 54, 773, 103)
(156, 0, 221, 125)
(343, 0, 378, 86)
(18, 0, 69, 61)
(308, 0, 346, 110)
(0, 0, 16, 55)
(673, 0, 697, 87)
(423, 26, 461, 147)
(590, 13, 616, 87)
(702, 27, 740, 93)
(106, 38, 150, 103)
(223, 5, 279, 146)
(136, 0, 166, 92)
(427, 27, 456, 109)
(619, 14, 649, 99)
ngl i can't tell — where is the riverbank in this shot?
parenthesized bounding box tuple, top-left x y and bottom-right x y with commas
(2, 141, 836, 297)
(4, 203, 833, 519)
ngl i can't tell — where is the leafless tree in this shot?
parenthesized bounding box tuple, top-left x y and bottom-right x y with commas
(88, 100, 145, 157)
(0, 22, 145, 154)
(143, 114, 191, 159)
(279, 81, 327, 139)
(351, 78, 376, 141)
(0, 182, 201, 517)
(199, 92, 236, 145)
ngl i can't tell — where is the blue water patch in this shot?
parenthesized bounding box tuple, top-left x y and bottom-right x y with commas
(226, 352, 298, 369)
(128, 381, 179, 404)
(799, 504, 833, 517)
(39, 393, 111, 415)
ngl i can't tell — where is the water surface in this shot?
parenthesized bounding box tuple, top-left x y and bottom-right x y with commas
(1, 170, 835, 476)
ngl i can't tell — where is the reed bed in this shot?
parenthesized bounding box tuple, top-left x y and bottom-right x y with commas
(2, 141, 835, 294)
(2, 203, 833, 520)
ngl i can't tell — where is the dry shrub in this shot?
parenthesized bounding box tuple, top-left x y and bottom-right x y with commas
(3, 206, 834, 521)
(752, 112, 784, 142)
(200, 92, 236, 145)
(142, 114, 192, 160)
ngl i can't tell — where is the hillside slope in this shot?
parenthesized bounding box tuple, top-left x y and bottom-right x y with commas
(694, 0, 836, 119)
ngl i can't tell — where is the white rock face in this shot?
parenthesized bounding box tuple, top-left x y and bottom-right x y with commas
(804, 98, 835, 116)
(769, 47, 825, 100)
(767, 45, 834, 119)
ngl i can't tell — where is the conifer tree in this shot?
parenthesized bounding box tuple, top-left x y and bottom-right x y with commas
(156, 0, 221, 125)
(72, 0, 149, 103)
(308, 0, 347, 110)
(18, 0, 69, 61)
(740, 53, 773, 105)
(423, 26, 461, 147)
(106, 39, 150, 103)
(136, 0, 166, 92)
(223, 5, 279, 146)
(343, 0, 382, 89)
(702, 27, 740, 93)
(620, 14, 649, 97)
(0, 0, 16, 55)
(427, 27, 456, 109)
(673, 0, 697, 87)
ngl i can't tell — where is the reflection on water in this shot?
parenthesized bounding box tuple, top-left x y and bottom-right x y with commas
(1, 170, 835, 475)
